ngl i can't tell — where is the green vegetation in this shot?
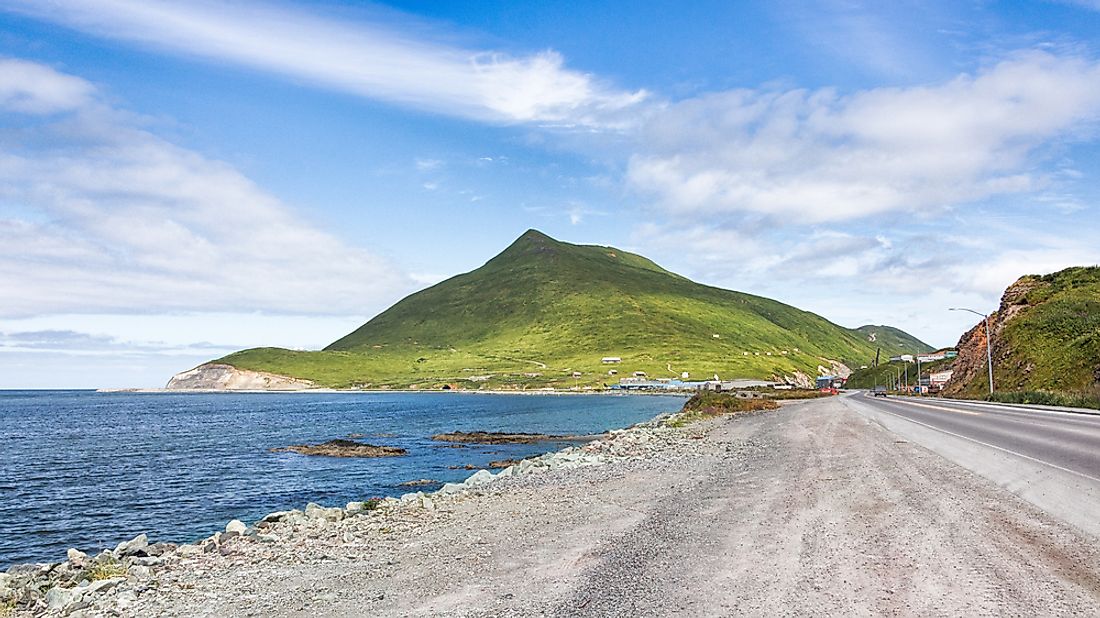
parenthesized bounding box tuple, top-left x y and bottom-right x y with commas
(852, 325, 935, 356)
(363, 497, 384, 511)
(667, 391, 779, 427)
(87, 559, 127, 581)
(762, 388, 833, 401)
(987, 390, 1100, 410)
(212, 230, 927, 389)
(845, 358, 954, 390)
(949, 266, 1100, 401)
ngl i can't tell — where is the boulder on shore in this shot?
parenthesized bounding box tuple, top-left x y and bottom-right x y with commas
(270, 439, 407, 458)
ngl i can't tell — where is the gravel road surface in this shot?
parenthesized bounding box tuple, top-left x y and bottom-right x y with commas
(118, 395, 1100, 617)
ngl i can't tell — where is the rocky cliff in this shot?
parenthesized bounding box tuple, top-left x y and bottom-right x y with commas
(166, 364, 314, 391)
(942, 267, 1100, 398)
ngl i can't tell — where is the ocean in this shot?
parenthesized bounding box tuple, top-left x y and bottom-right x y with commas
(0, 390, 683, 567)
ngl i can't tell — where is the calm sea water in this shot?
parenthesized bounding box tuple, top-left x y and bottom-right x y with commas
(0, 390, 682, 567)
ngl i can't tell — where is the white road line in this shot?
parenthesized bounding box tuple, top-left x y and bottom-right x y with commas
(880, 396, 982, 416)
(867, 404, 1100, 486)
(893, 396, 1100, 420)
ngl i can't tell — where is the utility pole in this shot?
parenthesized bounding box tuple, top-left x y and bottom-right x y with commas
(916, 354, 922, 396)
(950, 307, 995, 397)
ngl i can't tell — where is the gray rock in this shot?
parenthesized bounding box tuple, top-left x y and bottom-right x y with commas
(225, 519, 247, 535)
(86, 577, 125, 595)
(437, 482, 466, 495)
(67, 548, 89, 568)
(260, 510, 294, 523)
(176, 544, 203, 557)
(305, 503, 344, 522)
(463, 469, 494, 487)
(128, 565, 152, 579)
(145, 542, 177, 557)
(114, 534, 149, 557)
(46, 585, 82, 611)
(116, 590, 138, 610)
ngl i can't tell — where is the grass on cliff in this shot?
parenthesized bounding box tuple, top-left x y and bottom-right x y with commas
(667, 391, 779, 427)
(215, 231, 928, 389)
(951, 266, 1100, 400)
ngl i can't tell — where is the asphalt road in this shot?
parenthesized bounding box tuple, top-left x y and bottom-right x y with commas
(849, 391, 1100, 538)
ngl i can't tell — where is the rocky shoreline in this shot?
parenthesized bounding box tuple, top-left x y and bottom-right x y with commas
(1, 406, 713, 617)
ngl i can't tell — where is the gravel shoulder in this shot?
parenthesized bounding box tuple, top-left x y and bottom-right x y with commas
(11, 395, 1100, 617)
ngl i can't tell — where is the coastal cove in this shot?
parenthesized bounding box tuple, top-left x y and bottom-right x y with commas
(0, 391, 683, 568)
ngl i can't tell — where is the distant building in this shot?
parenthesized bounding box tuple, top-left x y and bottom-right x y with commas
(602, 357, 622, 364)
(889, 354, 915, 363)
(929, 370, 954, 388)
(633, 371, 647, 378)
(608, 369, 618, 376)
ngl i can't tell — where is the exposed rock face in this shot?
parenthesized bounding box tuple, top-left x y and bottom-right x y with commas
(270, 439, 407, 458)
(166, 363, 314, 391)
(941, 276, 1043, 397)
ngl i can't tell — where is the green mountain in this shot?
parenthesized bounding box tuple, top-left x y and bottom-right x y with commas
(942, 266, 1100, 405)
(852, 325, 935, 357)
(177, 230, 924, 390)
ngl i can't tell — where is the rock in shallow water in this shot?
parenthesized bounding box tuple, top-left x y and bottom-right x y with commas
(270, 439, 407, 458)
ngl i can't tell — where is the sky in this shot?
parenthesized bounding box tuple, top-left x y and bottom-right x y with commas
(2, 0, 1100, 388)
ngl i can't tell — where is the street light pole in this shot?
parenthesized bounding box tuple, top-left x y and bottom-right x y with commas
(950, 307, 995, 397)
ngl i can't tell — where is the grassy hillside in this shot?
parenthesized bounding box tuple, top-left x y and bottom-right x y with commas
(852, 325, 934, 357)
(209, 230, 921, 389)
(943, 266, 1100, 405)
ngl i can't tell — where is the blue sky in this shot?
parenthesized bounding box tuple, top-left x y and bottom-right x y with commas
(2, 0, 1100, 387)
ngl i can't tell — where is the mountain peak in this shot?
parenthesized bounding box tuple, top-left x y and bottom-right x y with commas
(493, 229, 563, 262)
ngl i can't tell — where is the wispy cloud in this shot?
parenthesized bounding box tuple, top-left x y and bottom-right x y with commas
(0, 59, 412, 318)
(627, 51, 1100, 223)
(5, 0, 646, 127)
(0, 58, 95, 113)
(0, 329, 231, 356)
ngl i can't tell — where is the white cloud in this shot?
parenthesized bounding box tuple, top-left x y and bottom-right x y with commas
(0, 58, 95, 113)
(627, 51, 1100, 222)
(5, 0, 646, 127)
(632, 217, 1100, 346)
(415, 158, 442, 171)
(0, 59, 411, 318)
